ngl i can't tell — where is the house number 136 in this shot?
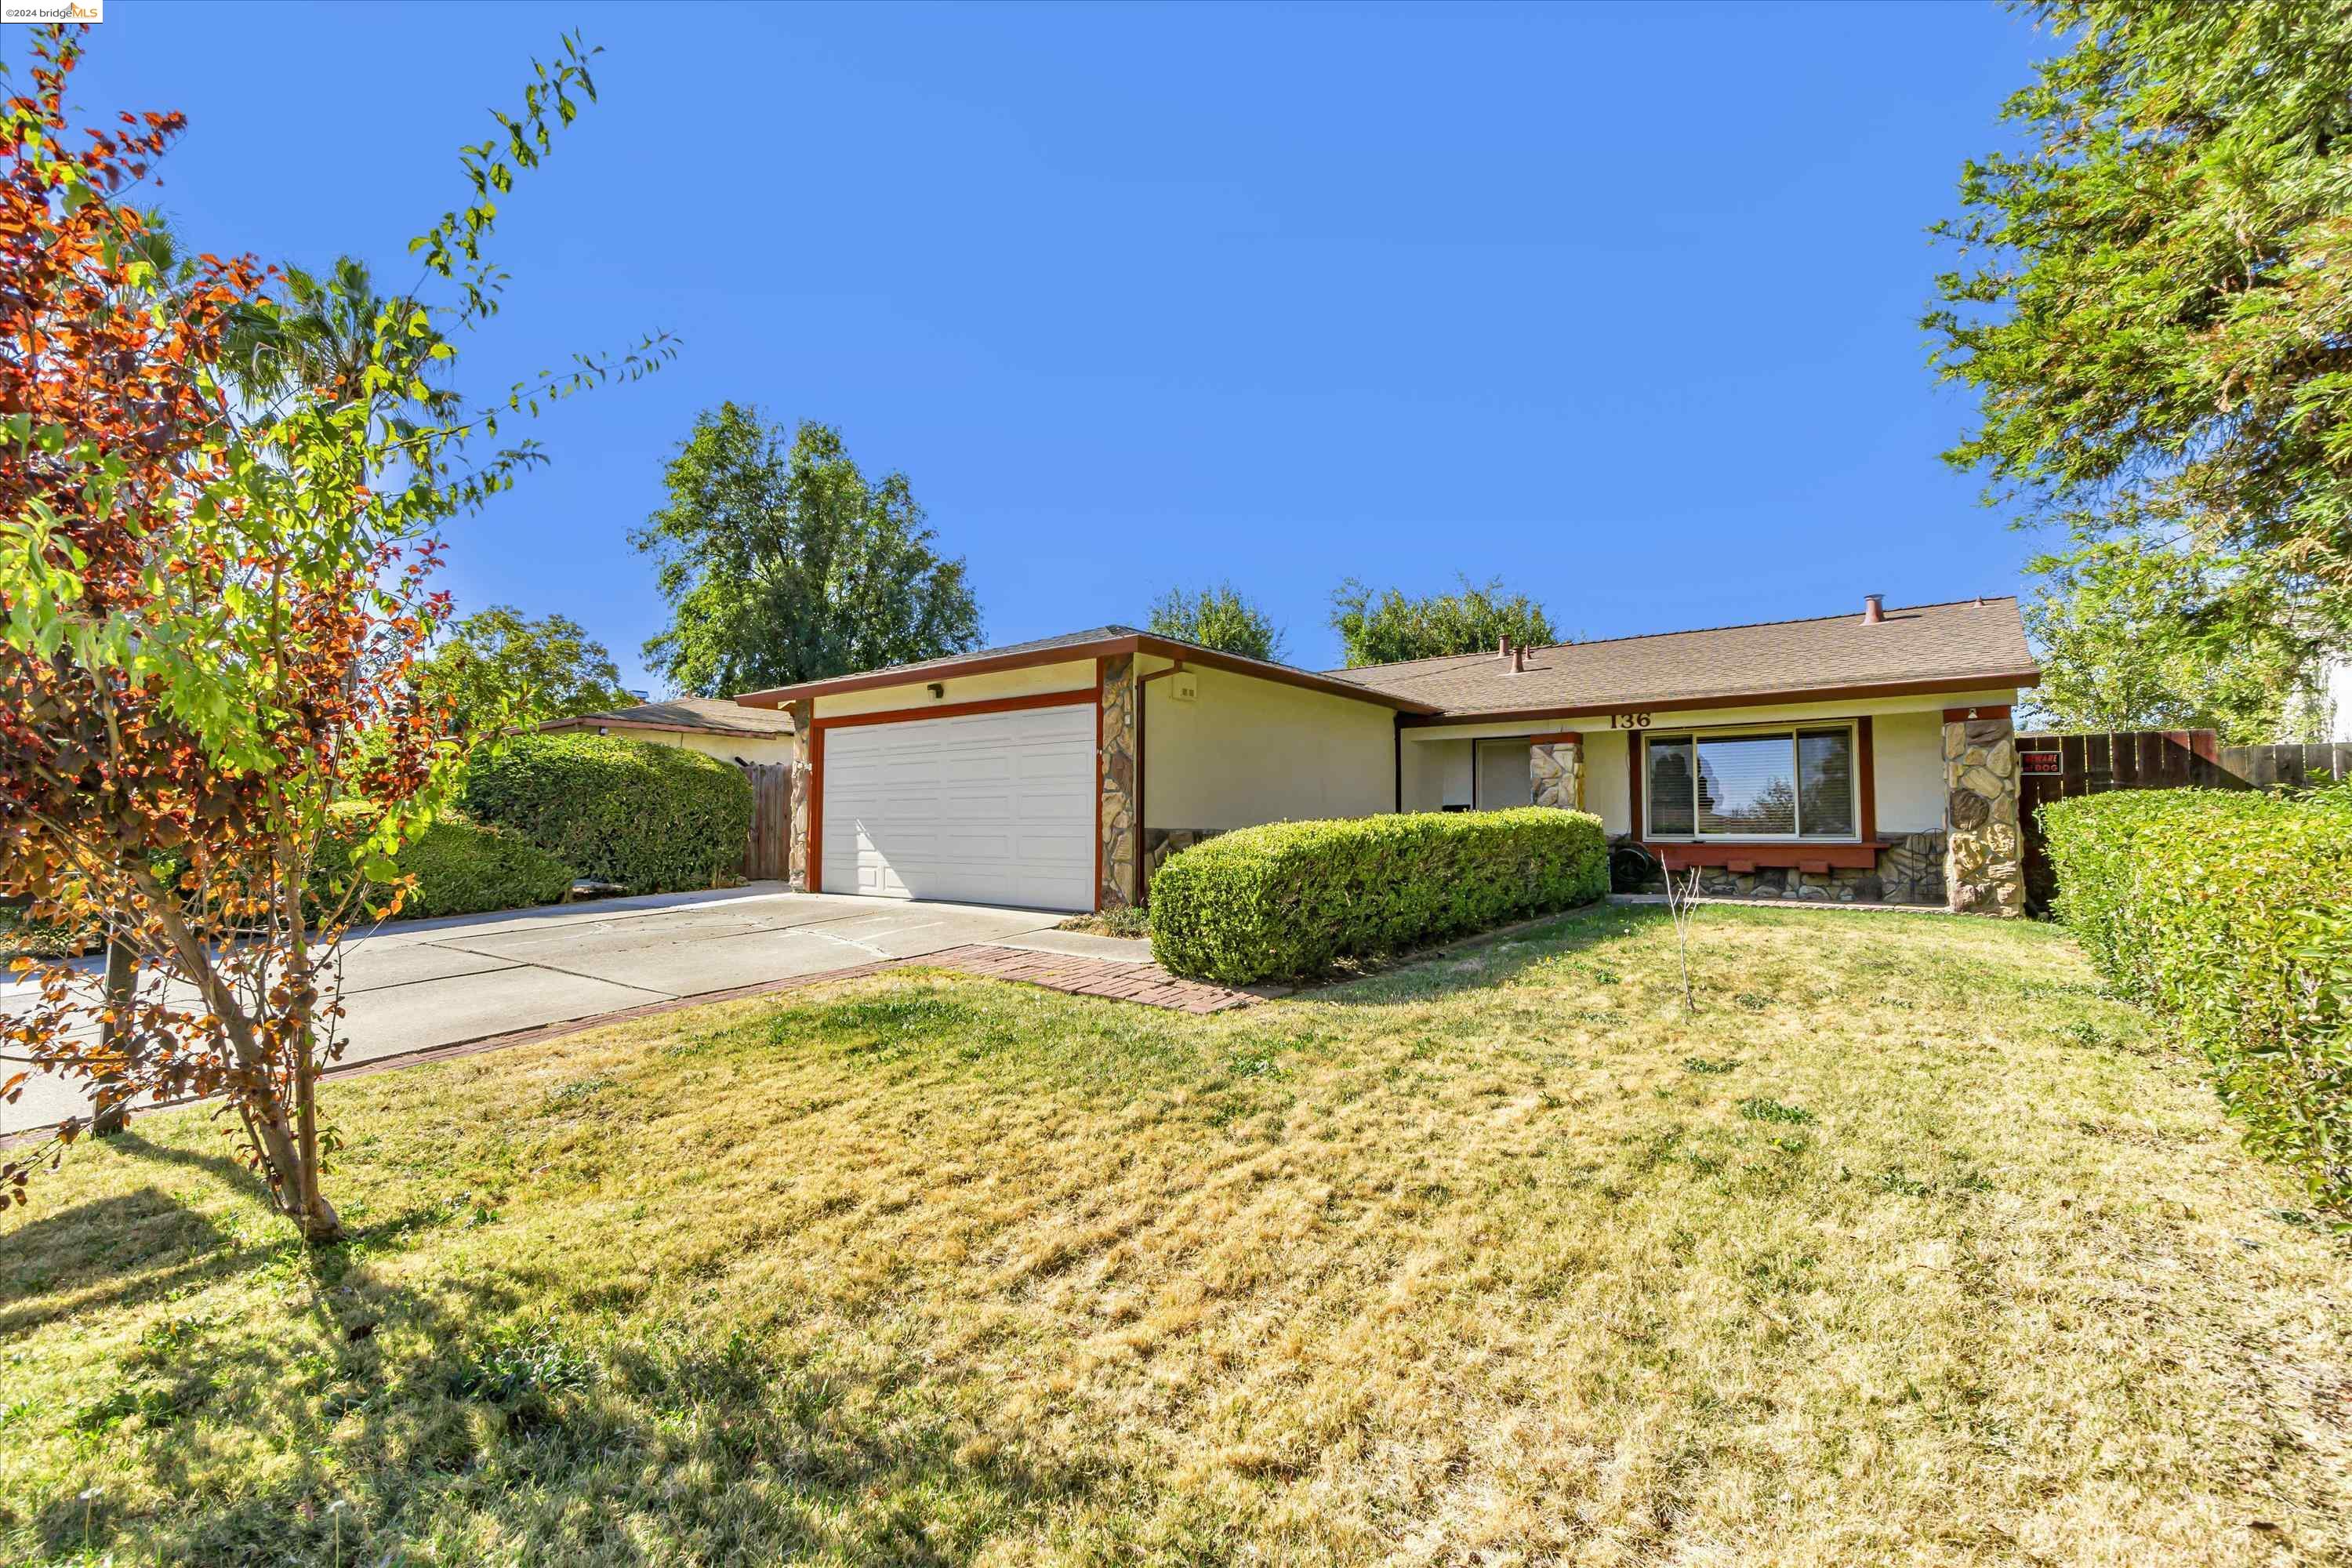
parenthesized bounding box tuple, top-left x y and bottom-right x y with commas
(1609, 711, 1651, 729)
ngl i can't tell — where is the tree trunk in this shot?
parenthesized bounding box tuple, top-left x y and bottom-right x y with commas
(140, 871, 340, 1241)
(291, 1047, 342, 1244)
(285, 929, 343, 1246)
(90, 929, 137, 1138)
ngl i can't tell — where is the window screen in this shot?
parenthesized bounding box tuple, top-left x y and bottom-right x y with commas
(1798, 729, 1856, 838)
(1647, 738, 1696, 836)
(1696, 735, 1797, 836)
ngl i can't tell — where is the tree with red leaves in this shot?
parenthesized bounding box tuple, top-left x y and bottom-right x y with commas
(0, 25, 671, 1242)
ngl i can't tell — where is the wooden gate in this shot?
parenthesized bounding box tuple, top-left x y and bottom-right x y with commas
(2016, 731, 2352, 913)
(739, 761, 795, 883)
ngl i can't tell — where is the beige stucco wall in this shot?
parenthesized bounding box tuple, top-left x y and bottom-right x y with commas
(797, 659, 2000, 842)
(662, 728, 796, 766)
(1141, 657, 1396, 830)
(557, 724, 797, 767)
(811, 658, 1098, 720)
(1401, 736, 1472, 810)
(1399, 688, 2019, 837)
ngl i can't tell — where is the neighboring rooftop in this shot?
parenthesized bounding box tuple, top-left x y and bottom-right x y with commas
(1323, 597, 2038, 717)
(543, 697, 799, 738)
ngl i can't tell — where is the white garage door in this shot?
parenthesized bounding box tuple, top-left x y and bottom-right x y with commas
(821, 702, 1095, 910)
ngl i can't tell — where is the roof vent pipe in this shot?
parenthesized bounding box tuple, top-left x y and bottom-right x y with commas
(1511, 644, 1526, 673)
(1862, 593, 1885, 626)
(1497, 634, 1513, 662)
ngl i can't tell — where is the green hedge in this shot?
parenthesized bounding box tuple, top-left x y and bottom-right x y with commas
(2043, 787, 2352, 1211)
(1149, 808, 1609, 985)
(461, 733, 753, 895)
(319, 811, 577, 922)
(387, 820, 577, 920)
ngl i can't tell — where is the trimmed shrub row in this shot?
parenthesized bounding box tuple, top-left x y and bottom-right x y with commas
(319, 808, 578, 923)
(1149, 807, 1609, 985)
(385, 820, 578, 920)
(2042, 787, 2352, 1211)
(463, 732, 753, 896)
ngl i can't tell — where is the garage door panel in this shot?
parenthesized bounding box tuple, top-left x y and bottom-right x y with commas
(940, 756, 1014, 786)
(938, 792, 1018, 822)
(822, 702, 1095, 910)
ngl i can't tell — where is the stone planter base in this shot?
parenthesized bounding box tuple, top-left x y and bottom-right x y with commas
(1623, 830, 1947, 907)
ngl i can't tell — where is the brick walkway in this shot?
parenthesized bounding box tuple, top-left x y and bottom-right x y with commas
(918, 943, 1271, 1014)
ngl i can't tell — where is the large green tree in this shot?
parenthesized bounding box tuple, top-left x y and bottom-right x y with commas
(418, 605, 637, 735)
(1329, 575, 1557, 668)
(1146, 582, 1286, 661)
(1929, 0, 2350, 727)
(633, 405, 982, 695)
(2021, 544, 2332, 741)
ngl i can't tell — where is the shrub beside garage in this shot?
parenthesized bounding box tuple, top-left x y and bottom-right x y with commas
(320, 808, 577, 921)
(462, 731, 753, 895)
(379, 820, 577, 920)
(1149, 807, 1610, 985)
(2042, 787, 2352, 1212)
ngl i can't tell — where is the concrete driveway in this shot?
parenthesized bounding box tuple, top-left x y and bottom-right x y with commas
(2, 886, 1140, 1137)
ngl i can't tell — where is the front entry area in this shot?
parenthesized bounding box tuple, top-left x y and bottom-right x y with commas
(819, 702, 1096, 911)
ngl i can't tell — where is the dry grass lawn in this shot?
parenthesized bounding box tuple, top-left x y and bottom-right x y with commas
(2, 903, 2347, 1566)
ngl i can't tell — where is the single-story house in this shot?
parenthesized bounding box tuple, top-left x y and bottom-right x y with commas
(541, 696, 798, 767)
(730, 594, 2038, 916)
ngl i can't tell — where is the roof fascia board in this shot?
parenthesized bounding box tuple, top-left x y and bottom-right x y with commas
(542, 716, 789, 739)
(735, 632, 1441, 714)
(1131, 633, 1439, 713)
(1396, 669, 2042, 728)
(731, 637, 1138, 707)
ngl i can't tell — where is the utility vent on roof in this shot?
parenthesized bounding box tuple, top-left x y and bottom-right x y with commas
(1862, 593, 1885, 625)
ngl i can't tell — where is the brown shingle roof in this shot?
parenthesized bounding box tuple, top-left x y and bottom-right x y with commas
(543, 697, 798, 738)
(1324, 597, 2038, 717)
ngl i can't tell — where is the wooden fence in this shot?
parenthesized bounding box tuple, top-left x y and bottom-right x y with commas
(2016, 731, 2350, 911)
(739, 761, 795, 883)
(2216, 740, 2352, 791)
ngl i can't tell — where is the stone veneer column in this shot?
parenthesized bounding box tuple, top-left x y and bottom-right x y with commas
(1942, 710, 2024, 916)
(1530, 735, 1583, 811)
(1098, 655, 1140, 909)
(787, 698, 815, 892)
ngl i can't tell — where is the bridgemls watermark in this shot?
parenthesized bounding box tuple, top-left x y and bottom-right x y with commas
(2, 0, 104, 20)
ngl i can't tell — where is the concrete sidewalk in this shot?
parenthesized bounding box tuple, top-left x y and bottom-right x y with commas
(2, 886, 1151, 1136)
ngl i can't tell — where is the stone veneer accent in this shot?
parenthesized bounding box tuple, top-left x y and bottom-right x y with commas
(1624, 830, 1947, 906)
(787, 698, 814, 893)
(1143, 827, 1224, 887)
(1098, 655, 1139, 909)
(1943, 713, 2024, 916)
(1530, 737, 1583, 811)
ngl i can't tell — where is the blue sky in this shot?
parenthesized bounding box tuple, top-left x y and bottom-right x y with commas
(44, 1, 2057, 690)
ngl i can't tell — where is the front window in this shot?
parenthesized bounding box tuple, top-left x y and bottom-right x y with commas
(1645, 725, 1857, 840)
